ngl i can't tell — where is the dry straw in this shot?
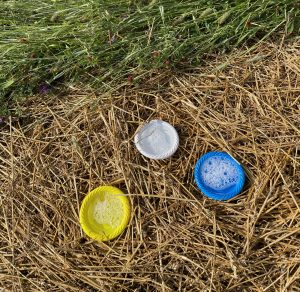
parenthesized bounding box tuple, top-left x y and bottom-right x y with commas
(1, 41, 300, 291)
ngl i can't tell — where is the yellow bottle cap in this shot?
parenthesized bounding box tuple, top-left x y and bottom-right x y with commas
(79, 186, 130, 241)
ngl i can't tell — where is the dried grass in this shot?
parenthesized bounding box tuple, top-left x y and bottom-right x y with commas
(1, 41, 300, 291)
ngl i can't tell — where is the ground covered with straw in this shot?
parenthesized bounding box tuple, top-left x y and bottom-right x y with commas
(1, 41, 300, 291)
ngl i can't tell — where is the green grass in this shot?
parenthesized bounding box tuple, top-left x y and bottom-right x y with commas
(0, 0, 299, 113)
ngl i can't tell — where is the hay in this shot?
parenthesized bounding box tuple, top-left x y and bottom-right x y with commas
(1, 41, 300, 291)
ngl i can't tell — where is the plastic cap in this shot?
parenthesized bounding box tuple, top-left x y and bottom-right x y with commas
(194, 151, 245, 201)
(79, 186, 130, 241)
(134, 120, 179, 160)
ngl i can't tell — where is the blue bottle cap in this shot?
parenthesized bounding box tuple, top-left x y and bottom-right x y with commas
(194, 151, 245, 201)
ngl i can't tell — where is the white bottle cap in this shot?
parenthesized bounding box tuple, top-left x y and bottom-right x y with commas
(134, 120, 179, 160)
